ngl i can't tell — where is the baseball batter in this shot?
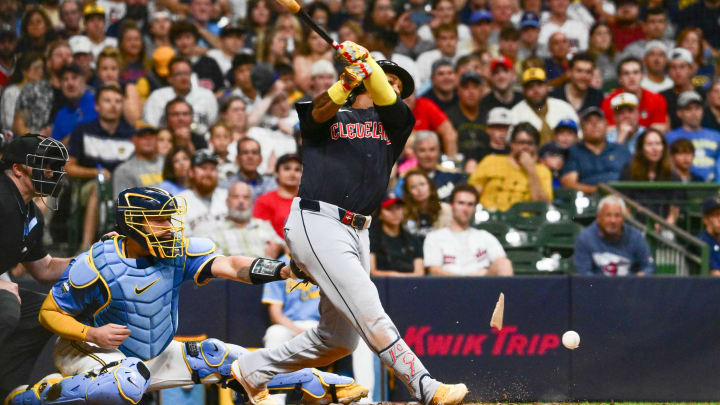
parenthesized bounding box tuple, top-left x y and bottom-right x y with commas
(5, 187, 368, 405)
(231, 43, 468, 405)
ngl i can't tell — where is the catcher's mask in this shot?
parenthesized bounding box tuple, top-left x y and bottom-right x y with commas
(116, 187, 187, 258)
(1, 134, 69, 207)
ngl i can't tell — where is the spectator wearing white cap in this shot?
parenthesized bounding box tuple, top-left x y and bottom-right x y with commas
(466, 107, 511, 169)
(537, 0, 588, 58)
(618, 8, 674, 62)
(640, 40, 673, 93)
(549, 52, 603, 112)
(68, 35, 95, 81)
(606, 92, 645, 154)
(510, 67, 580, 145)
(661, 47, 706, 129)
(665, 91, 720, 181)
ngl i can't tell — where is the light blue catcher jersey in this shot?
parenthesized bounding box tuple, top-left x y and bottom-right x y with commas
(50, 236, 219, 360)
(261, 279, 320, 322)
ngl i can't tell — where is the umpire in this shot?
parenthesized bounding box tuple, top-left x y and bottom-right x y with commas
(0, 134, 72, 398)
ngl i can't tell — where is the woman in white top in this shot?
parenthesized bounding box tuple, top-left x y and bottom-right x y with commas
(0, 52, 45, 131)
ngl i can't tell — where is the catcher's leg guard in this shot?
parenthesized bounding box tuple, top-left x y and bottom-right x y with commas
(5, 358, 150, 405)
(267, 368, 369, 405)
(183, 338, 249, 384)
(4, 374, 62, 405)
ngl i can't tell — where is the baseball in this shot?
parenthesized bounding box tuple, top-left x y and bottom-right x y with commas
(562, 330, 580, 350)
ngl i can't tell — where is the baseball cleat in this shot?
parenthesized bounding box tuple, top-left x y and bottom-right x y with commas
(429, 383, 468, 405)
(231, 360, 279, 405)
(303, 381, 369, 404)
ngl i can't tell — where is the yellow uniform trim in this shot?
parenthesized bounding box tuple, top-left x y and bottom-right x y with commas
(201, 341, 229, 367)
(193, 255, 222, 286)
(113, 236, 127, 258)
(71, 340, 107, 367)
(114, 367, 141, 404)
(180, 342, 195, 375)
(86, 252, 112, 318)
(261, 299, 283, 305)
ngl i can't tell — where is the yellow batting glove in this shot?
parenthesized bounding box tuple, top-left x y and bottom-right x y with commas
(335, 41, 370, 65)
(341, 61, 373, 90)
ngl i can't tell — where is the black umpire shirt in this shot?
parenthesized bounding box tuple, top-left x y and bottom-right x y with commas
(297, 98, 415, 216)
(0, 174, 47, 275)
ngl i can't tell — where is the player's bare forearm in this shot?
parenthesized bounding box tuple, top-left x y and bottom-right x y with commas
(211, 255, 255, 283)
(312, 92, 343, 123)
(23, 255, 71, 283)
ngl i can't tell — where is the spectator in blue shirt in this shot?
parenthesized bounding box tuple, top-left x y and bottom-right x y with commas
(560, 107, 632, 194)
(51, 63, 97, 143)
(665, 90, 720, 181)
(574, 195, 655, 276)
(696, 195, 720, 276)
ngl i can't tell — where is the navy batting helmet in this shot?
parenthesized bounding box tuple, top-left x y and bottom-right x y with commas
(377, 59, 414, 99)
(116, 187, 187, 258)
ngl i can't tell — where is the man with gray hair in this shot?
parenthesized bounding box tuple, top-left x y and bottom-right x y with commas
(194, 181, 285, 258)
(299, 60, 337, 101)
(394, 130, 466, 201)
(574, 195, 655, 276)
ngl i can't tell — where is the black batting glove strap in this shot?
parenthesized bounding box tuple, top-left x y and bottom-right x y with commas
(249, 258, 285, 284)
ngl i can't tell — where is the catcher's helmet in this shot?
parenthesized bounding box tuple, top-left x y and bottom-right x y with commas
(116, 187, 187, 258)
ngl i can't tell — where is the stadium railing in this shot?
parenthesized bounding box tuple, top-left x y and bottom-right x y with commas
(599, 183, 711, 275)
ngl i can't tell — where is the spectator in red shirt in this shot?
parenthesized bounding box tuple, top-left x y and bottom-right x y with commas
(406, 92, 459, 158)
(609, 0, 645, 52)
(601, 56, 668, 132)
(253, 153, 302, 237)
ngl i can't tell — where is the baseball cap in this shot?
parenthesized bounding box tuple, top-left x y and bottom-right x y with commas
(677, 90, 703, 108)
(487, 107, 512, 126)
(69, 35, 92, 55)
(381, 195, 404, 209)
(310, 59, 336, 78)
(459, 70, 482, 85)
(538, 142, 565, 158)
(580, 106, 605, 121)
(152, 46, 175, 77)
(275, 153, 302, 171)
(469, 9, 492, 24)
(522, 67, 546, 85)
(83, 3, 106, 18)
(520, 11, 540, 29)
(192, 150, 219, 167)
(220, 24, 245, 38)
(703, 195, 720, 215)
(610, 92, 639, 110)
(490, 56, 513, 73)
(431, 59, 454, 77)
(643, 40, 668, 57)
(134, 122, 159, 136)
(59, 62, 83, 76)
(670, 47, 694, 65)
(554, 118, 578, 132)
(0, 23, 16, 39)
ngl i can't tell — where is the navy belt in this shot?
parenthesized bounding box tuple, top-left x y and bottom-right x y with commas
(299, 198, 371, 230)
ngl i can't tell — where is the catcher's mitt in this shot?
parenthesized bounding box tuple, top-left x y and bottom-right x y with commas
(290, 260, 316, 285)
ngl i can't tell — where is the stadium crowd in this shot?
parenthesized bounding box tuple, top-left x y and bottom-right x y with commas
(3, 0, 720, 278)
